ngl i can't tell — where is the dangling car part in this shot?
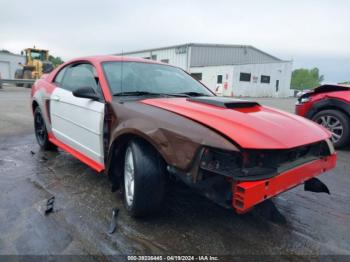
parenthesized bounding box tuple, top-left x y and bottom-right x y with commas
(31, 56, 336, 217)
(304, 178, 330, 194)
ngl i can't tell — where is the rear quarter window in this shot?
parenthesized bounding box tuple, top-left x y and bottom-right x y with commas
(54, 67, 67, 85)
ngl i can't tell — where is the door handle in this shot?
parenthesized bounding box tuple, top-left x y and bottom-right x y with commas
(51, 95, 60, 101)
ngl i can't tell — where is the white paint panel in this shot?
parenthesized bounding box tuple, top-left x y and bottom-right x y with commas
(50, 88, 105, 164)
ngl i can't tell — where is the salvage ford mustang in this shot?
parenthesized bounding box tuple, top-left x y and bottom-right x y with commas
(31, 56, 336, 217)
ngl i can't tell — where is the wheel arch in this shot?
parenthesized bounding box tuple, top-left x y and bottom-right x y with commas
(306, 98, 350, 120)
(106, 132, 168, 186)
(32, 100, 39, 113)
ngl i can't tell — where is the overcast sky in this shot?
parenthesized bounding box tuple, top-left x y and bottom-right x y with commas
(0, 0, 349, 82)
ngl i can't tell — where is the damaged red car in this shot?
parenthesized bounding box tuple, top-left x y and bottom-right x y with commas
(31, 56, 336, 217)
(296, 84, 350, 148)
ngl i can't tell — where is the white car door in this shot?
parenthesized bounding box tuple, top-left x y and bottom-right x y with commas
(50, 63, 105, 165)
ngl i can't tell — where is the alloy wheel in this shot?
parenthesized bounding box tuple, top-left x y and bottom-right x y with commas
(34, 112, 47, 145)
(316, 115, 344, 143)
(124, 147, 135, 206)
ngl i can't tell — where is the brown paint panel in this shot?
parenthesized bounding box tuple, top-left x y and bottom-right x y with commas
(107, 99, 238, 171)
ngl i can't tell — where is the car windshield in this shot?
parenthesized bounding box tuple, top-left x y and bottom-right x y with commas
(102, 61, 213, 96)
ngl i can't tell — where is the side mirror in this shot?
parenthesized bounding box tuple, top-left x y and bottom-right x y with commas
(73, 87, 100, 101)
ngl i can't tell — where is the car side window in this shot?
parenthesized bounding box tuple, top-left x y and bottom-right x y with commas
(61, 63, 103, 98)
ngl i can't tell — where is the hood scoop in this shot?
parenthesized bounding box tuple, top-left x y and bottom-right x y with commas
(187, 97, 260, 109)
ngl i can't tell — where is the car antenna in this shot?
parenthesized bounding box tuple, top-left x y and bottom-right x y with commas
(120, 49, 124, 95)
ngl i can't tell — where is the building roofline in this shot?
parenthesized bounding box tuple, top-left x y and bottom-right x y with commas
(116, 43, 191, 55)
(0, 51, 24, 58)
(116, 43, 283, 61)
(190, 60, 292, 68)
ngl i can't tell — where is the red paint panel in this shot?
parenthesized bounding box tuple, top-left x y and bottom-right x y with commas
(232, 154, 336, 213)
(295, 103, 310, 117)
(48, 133, 105, 172)
(142, 98, 330, 149)
(295, 88, 350, 117)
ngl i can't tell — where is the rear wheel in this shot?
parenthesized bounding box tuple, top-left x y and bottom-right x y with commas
(34, 107, 57, 150)
(123, 139, 165, 217)
(312, 109, 350, 148)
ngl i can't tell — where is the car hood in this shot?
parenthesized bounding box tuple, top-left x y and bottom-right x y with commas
(141, 97, 330, 149)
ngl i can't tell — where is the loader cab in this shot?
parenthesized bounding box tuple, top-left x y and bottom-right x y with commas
(24, 48, 49, 64)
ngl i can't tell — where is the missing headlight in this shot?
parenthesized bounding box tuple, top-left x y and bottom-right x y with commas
(199, 141, 331, 181)
(200, 147, 242, 176)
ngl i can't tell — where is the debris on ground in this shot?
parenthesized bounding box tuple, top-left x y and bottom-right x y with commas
(108, 208, 119, 234)
(45, 196, 55, 215)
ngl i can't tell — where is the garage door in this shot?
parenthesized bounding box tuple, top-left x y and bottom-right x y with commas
(0, 61, 10, 79)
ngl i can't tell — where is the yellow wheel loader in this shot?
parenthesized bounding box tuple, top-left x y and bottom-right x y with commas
(14, 48, 54, 88)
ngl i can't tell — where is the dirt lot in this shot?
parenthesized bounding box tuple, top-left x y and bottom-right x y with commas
(1, 86, 350, 260)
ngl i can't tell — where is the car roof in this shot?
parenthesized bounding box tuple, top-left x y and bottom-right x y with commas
(68, 55, 163, 65)
(47, 55, 181, 83)
(314, 84, 350, 93)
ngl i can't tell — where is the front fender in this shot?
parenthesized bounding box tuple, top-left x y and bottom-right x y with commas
(107, 101, 239, 172)
(306, 98, 350, 119)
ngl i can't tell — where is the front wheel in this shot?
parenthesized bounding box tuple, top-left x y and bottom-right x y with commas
(123, 140, 165, 217)
(23, 70, 33, 89)
(34, 107, 57, 150)
(312, 109, 350, 148)
(14, 69, 24, 87)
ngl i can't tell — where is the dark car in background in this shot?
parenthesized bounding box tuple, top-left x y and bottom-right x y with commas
(296, 84, 350, 148)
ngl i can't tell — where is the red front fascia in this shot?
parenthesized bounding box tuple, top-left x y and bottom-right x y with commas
(48, 133, 105, 172)
(295, 102, 312, 117)
(232, 154, 336, 213)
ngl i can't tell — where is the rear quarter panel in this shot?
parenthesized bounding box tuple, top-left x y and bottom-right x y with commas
(31, 77, 56, 133)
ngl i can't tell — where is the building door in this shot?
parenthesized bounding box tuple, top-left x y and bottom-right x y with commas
(276, 80, 280, 93)
(0, 61, 10, 78)
(215, 75, 223, 95)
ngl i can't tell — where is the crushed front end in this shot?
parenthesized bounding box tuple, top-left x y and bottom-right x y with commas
(170, 139, 336, 214)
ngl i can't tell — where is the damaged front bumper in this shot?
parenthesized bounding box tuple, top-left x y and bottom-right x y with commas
(232, 154, 336, 213)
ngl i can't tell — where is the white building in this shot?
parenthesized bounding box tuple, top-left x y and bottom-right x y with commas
(0, 51, 25, 79)
(119, 43, 293, 97)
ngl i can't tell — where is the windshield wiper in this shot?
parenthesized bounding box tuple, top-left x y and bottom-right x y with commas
(113, 91, 161, 97)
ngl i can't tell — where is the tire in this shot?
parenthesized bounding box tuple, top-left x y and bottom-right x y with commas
(23, 70, 33, 89)
(14, 69, 24, 87)
(34, 107, 57, 150)
(312, 109, 350, 148)
(123, 139, 165, 217)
